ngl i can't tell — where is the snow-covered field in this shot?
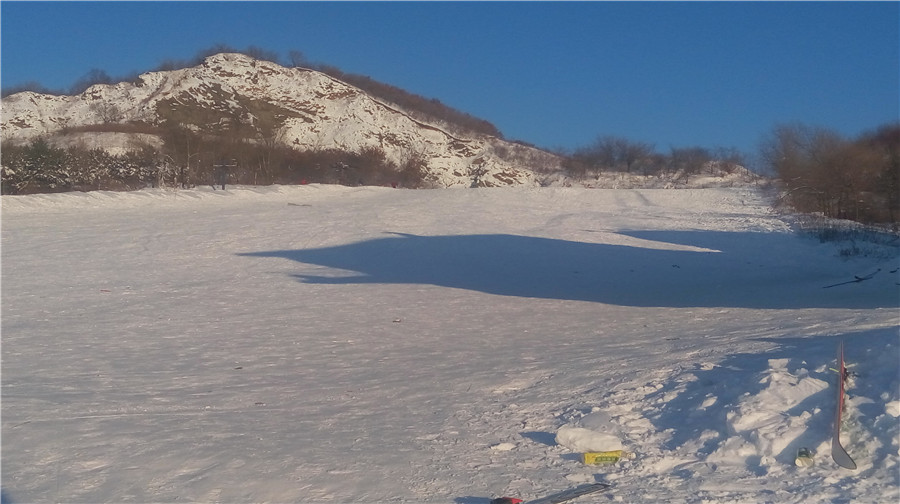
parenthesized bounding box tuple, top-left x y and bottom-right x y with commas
(2, 185, 898, 503)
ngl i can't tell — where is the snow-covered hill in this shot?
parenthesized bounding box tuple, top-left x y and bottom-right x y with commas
(2, 185, 897, 503)
(1, 53, 558, 187)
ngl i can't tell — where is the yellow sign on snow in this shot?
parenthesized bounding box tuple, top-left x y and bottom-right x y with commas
(583, 450, 633, 465)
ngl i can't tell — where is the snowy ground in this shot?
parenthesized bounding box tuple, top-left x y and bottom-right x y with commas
(2, 185, 898, 504)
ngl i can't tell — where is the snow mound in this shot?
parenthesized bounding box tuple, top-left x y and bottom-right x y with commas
(886, 400, 900, 418)
(555, 426, 623, 453)
(714, 359, 830, 468)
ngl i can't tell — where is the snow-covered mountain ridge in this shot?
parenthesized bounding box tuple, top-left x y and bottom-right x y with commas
(1, 53, 559, 187)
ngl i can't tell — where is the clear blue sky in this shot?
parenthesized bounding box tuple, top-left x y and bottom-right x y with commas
(2, 1, 898, 157)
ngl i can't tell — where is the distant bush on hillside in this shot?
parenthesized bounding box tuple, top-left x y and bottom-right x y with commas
(0, 81, 66, 98)
(1, 69, 144, 97)
(154, 44, 282, 72)
(69, 69, 115, 95)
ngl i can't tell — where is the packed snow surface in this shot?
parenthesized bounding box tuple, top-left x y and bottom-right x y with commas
(2, 185, 898, 503)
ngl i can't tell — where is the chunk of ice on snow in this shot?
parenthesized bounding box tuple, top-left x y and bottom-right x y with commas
(886, 400, 900, 418)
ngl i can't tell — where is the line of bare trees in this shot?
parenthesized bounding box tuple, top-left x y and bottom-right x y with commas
(0, 139, 161, 194)
(762, 123, 899, 224)
(561, 135, 746, 180)
(0, 124, 431, 195)
(153, 117, 431, 189)
(562, 125, 899, 225)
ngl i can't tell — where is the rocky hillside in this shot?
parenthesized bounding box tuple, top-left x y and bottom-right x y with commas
(1, 53, 560, 188)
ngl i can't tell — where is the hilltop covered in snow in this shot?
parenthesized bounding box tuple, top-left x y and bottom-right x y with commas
(2, 52, 769, 192)
(1, 53, 558, 188)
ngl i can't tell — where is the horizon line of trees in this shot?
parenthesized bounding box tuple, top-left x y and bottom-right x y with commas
(3, 121, 898, 226)
(558, 135, 748, 181)
(560, 122, 899, 225)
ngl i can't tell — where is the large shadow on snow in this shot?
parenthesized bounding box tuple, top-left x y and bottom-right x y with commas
(238, 231, 898, 309)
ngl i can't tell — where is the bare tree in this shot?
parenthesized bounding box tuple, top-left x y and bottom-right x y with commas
(244, 45, 281, 64)
(668, 147, 710, 176)
(69, 68, 113, 94)
(90, 101, 122, 123)
(861, 123, 900, 222)
(288, 50, 308, 68)
(572, 136, 656, 174)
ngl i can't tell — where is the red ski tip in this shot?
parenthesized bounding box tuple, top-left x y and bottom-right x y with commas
(490, 498, 523, 504)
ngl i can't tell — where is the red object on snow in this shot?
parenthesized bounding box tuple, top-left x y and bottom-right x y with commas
(489, 498, 523, 504)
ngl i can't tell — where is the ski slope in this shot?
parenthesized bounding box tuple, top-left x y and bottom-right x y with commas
(2, 185, 898, 503)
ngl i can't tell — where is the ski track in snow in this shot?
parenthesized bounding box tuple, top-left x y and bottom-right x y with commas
(2, 185, 898, 503)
